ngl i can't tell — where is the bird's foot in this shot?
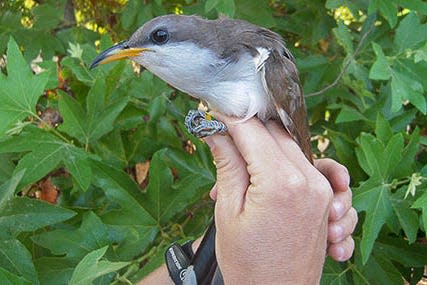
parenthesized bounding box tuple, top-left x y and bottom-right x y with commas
(184, 110, 228, 138)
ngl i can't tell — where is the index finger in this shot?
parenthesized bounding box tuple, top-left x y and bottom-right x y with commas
(217, 115, 303, 185)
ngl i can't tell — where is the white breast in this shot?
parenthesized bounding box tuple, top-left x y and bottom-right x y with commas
(134, 43, 271, 120)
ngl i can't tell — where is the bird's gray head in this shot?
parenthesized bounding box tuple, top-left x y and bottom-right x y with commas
(91, 15, 225, 94)
(91, 15, 286, 90)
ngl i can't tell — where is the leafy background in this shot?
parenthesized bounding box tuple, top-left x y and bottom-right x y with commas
(0, 0, 426, 284)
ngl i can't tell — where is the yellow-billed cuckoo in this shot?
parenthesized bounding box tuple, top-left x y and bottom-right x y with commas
(91, 14, 312, 285)
(91, 14, 312, 161)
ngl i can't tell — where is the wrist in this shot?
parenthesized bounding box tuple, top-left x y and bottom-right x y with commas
(220, 259, 323, 285)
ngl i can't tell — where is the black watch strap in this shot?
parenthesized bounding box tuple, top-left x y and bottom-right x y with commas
(165, 242, 193, 284)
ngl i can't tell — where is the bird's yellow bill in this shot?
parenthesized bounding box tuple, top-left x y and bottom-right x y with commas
(90, 42, 150, 69)
(97, 48, 149, 65)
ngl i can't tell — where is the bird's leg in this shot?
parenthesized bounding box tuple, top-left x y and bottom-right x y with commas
(184, 110, 228, 138)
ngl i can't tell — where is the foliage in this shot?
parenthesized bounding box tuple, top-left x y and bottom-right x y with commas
(0, 0, 426, 284)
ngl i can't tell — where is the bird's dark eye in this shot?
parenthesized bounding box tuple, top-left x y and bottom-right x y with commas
(150, 29, 169, 44)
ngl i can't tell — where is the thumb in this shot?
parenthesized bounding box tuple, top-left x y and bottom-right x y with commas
(204, 134, 248, 217)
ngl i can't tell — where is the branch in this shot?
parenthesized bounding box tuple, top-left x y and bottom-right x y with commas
(305, 23, 375, 97)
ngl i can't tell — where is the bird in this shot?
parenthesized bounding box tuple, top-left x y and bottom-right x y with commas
(90, 14, 312, 162)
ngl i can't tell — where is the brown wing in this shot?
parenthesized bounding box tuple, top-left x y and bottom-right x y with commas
(263, 50, 313, 163)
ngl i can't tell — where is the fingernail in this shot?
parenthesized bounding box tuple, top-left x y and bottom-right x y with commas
(344, 171, 350, 187)
(333, 201, 344, 219)
(334, 225, 343, 238)
(336, 246, 345, 261)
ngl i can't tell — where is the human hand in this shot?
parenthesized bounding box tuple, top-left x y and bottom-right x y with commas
(314, 159, 357, 262)
(204, 117, 333, 284)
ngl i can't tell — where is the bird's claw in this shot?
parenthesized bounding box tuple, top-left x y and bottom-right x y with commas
(184, 110, 228, 138)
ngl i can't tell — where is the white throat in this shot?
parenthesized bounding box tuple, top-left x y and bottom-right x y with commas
(134, 42, 272, 121)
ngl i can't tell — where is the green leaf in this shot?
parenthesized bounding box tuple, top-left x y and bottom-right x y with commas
(375, 238, 427, 267)
(373, 0, 398, 28)
(34, 257, 75, 285)
(144, 150, 174, 223)
(14, 144, 63, 187)
(320, 258, 352, 285)
(107, 224, 158, 260)
(414, 42, 427, 63)
(0, 197, 76, 239)
(64, 157, 92, 191)
(363, 250, 404, 284)
(0, 267, 31, 285)
(32, 212, 112, 261)
(120, 0, 140, 30)
(0, 127, 93, 189)
(205, 0, 219, 12)
(93, 129, 128, 169)
(392, 128, 420, 177)
(375, 113, 393, 143)
(336, 106, 368, 123)
(215, 0, 235, 17)
(58, 78, 129, 145)
(400, 0, 427, 14)
(58, 92, 87, 140)
(62, 57, 94, 86)
(0, 38, 49, 136)
(129, 242, 169, 283)
(33, 3, 63, 30)
(353, 176, 393, 264)
(390, 190, 418, 243)
(333, 21, 354, 54)
(90, 160, 157, 226)
(0, 239, 38, 284)
(0, 170, 25, 209)
(369, 42, 390, 80)
(69, 246, 129, 285)
(412, 190, 427, 233)
(394, 12, 427, 53)
(86, 78, 129, 141)
(235, 0, 275, 28)
(356, 133, 403, 179)
(390, 70, 426, 114)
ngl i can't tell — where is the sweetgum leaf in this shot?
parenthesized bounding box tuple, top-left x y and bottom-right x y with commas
(395, 12, 427, 53)
(412, 190, 427, 233)
(0, 239, 38, 284)
(143, 148, 214, 224)
(0, 267, 31, 285)
(32, 212, 112, 261)
(369, 43, 390, 80)
(355, 133, 403, 179)
(34, 257, 75, 285)
(58, 78, 129, 145)
(375, 113, 393, 143)
(320, 258, 352, 285)
(371, 0, 398, 28)
(353, 176, 393, 264)
(390, 193, 418, 244)
(333, 21, 354, 54)
(0, 38, 49, 136)
(0, 127, 94, 190)
(0, 170, 25, 210)
(69, 246, 129, 285)
(90, 160, 157, 226)
(0, 197, 76, 239)
(390, 70, 426, 114)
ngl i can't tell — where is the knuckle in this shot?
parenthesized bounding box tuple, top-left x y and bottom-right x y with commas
(282, 172, 307, 189)
(215, 154, 238, 173)
(311, 174, 333, 202)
